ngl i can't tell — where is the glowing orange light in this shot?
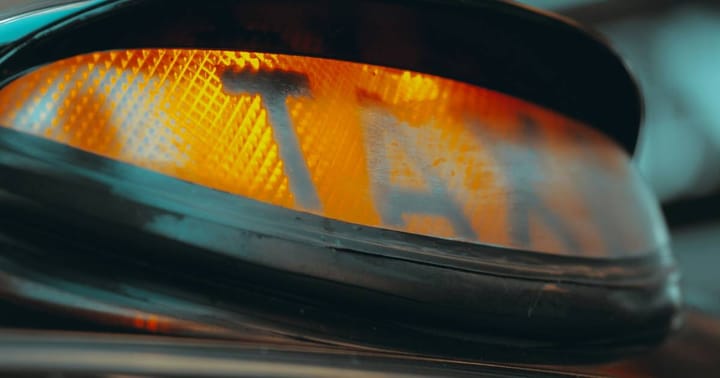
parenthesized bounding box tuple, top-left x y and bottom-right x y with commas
(131, 312, 162, 333)
(0, 49, 667, 257)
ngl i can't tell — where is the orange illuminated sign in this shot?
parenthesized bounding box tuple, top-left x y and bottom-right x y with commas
(0, 49, 667, 257)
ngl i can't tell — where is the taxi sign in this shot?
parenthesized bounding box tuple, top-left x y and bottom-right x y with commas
(0, 49, 667, 257)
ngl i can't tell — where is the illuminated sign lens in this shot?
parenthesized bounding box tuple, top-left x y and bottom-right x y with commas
(0, 49, 667, 257)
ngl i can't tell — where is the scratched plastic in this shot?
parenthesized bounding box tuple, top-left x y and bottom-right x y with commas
(0, 49, 668, 257)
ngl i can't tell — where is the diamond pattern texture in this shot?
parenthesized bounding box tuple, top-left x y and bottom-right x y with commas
(0, 49, 665, 257)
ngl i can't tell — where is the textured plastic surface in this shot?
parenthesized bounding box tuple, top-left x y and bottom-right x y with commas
(0, 49, 667, 257)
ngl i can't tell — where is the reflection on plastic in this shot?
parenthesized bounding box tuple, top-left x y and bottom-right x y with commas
(0, 49, 668, 257)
